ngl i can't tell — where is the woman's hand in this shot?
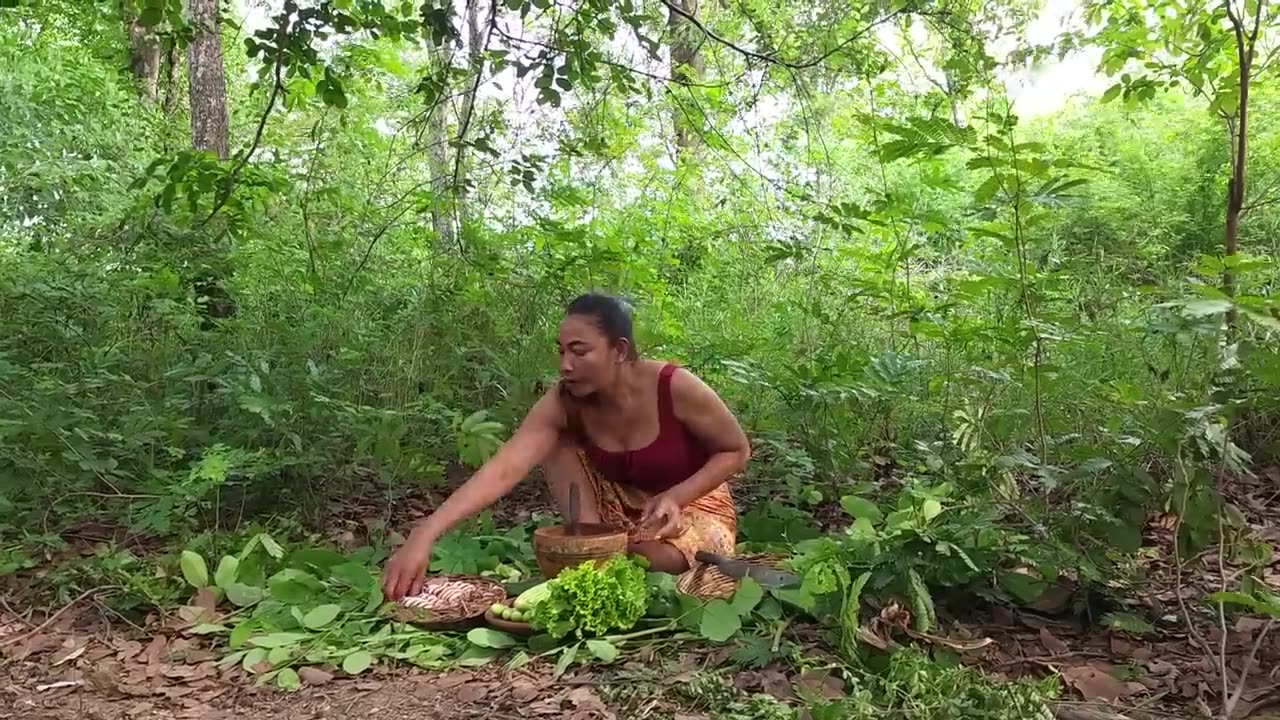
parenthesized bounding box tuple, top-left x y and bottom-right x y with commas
(382, 525, 435, 602)
(641, 493, 682, 539)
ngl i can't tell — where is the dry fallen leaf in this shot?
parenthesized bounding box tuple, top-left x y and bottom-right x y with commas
(298, 667, 333, 685)
(511, 680, 540, 703)
(1039, 628, 1070, 655)
(565, 686, 614, 720)
(162, 664, 201, 681)
(6, 633, 58, 661)
(115, 639, 144, 662)
(142, 635, 167, 666)
(760, 669, 794, 701)
(798, 669, 844, 700)
(434, 673, 471, 690)
(566, 686, 608, 711)
(457, 683, 489, 703)
(125, 701, 155, 718)
(1109, 635, 1136, 656)
(194, 588, 217, 614)
(51, 637, 89, 666)
(163, 685, 197, 700)
(1061, 666, 1146, 702)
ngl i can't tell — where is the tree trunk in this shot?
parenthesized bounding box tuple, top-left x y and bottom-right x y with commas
(668, 0, 704, 160)
(455, 0, 488, 212)
(1224, 82, 1247, 333)
(424, 42, 456, 252)
(125, 14, 161, 103)
(186, 0, 229, 160)
(163, 39, 182, 117)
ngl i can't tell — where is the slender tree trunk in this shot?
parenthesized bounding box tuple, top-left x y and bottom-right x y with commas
(944, 71, 965, 128)
(163, 40, 182, 117)
(668, 0, 704, 160)
(186, 0, 229, 160)
(455, 0, 488, 212)
(1224, 80, 1248, 333)
(425, 48, 455, 251)
(125, 13, 161, 103)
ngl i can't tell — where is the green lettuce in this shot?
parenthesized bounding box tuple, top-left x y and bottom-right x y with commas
(529, 555, 649, 638)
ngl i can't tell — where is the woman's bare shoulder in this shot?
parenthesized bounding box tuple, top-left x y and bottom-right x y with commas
(526, 382, 569, 430)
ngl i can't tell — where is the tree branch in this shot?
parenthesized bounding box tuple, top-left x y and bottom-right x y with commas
(656, 0, 906, 70)
(493, 26, 734, 88)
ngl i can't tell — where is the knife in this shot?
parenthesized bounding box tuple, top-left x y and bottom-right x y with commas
(567, 483, 580, 537)
(694, 551, 800, 588)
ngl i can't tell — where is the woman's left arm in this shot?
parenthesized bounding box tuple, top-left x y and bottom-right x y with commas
(662, 368, 751, 508)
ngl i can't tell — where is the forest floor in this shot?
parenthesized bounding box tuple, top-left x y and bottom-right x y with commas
(3, 470, 1280, 720)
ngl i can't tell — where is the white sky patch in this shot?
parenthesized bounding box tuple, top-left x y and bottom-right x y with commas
(1002, 0, 1107, 117)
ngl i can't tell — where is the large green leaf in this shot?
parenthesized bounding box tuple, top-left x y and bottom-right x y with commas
(553, 642, 579, 677)
(276, 667, 301, 691)
(330, 562, 375, 590)
(226, 583, 264, 607)
(269, 569, 323, 604)
(466, 627, 516, 649)
(585, 639, 618, 662)
(180, 551, 209, 588)
(699, 600, 742, 643)
(214, 556, 239, 590)
(342, 650, 374, 675)
(247, 632, 310, 649)
(303, 604, 341, 630)
(729, 576, 763, 616)
(838, 495, 883, 523)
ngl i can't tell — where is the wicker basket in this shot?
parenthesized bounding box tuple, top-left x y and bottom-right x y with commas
(676, 553, 790, 600)
(384, 575, 506, 630)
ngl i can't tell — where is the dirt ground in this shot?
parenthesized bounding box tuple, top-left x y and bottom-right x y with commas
(4, 468, 1280, 719)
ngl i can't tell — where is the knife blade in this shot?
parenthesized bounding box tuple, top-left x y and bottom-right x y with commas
(567, 483, 580, 536)
(694, 551, 800, 588)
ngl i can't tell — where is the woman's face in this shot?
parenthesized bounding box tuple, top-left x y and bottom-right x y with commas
(557, 314, 625, 397)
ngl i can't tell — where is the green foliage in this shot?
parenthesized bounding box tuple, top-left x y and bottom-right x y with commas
(3, 0, 1278, 699)
(810, 648, 1058, 720)
(1100, 612, 1155, 635)
(171, 536, 476, 687)
(528, 556, 649, 638)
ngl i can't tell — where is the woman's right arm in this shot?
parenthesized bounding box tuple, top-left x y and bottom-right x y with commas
(382, 389, 565, 600)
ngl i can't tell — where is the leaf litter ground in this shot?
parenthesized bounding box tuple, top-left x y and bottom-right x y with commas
(4, 468, 1280, 719)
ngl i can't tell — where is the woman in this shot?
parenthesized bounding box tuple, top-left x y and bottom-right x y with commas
(382, 293, 750, 601)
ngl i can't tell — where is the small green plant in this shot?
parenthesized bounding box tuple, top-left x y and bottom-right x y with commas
(809, 648, 1058, 720)
(715, 694, 797, 720)
(169, 534, 473, 690)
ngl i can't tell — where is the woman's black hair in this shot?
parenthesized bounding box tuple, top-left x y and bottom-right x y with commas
(566, 293, 639, 360)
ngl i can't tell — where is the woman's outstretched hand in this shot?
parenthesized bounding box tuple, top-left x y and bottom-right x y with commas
(382, 525, 435, 602)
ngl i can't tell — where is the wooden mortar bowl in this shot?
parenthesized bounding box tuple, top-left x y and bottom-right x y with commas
(532, 523, 629, 578)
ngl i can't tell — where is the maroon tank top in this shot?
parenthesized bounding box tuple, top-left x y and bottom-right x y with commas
(580, 364, 711, 494)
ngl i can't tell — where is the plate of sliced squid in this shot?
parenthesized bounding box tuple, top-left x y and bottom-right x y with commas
(387, 575, 507, 630)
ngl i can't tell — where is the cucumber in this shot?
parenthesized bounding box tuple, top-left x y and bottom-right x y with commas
(513, 581, 551, 611)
